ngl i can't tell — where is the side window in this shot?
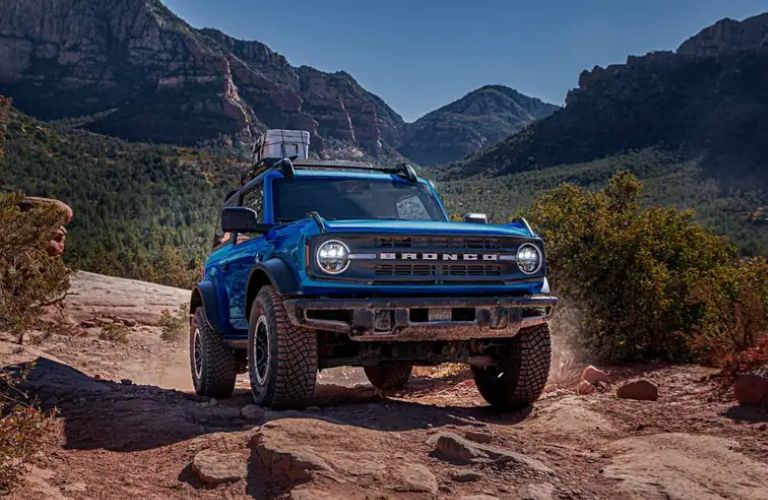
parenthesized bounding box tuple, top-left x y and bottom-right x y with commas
(241, 186, 264, 222)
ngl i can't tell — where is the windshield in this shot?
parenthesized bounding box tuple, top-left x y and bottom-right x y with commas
(274, 177, 446, 222)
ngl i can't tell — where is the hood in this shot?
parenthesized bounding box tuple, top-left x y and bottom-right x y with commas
(322, 219, 536, 238)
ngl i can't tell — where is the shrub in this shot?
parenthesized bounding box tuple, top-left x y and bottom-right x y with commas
(98, 323, 131, 343)
(0, 369, 54, 493)
(0, 193, 72, 339)
(531, 172, 768, 364)
(159, 304, 188, 343)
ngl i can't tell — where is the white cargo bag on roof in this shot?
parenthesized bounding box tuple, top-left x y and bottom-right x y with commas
(258, 129, 310, 160)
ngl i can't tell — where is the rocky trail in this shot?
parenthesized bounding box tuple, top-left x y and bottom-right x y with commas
(1, 272, 767, 499)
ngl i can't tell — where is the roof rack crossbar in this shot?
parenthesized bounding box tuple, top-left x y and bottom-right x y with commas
(242, 158, 420, 184)
(286, 159, 419, 182)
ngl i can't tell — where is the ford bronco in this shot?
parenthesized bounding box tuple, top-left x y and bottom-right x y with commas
(189, 132, 557, 409)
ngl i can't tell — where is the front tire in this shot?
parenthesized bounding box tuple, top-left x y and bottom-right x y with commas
(190, 307, 237, 398)
(472, 324, 551, 409)
(364, 363, 413, 392)
(248, 286, 317, 409)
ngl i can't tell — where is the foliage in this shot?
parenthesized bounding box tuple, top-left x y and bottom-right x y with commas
(530, 172, 768, 364)
(722, 336, 768, 380)
(159, 304, 189, 343)
(436, 148, 768, 256)
(98, 323, 131, 344)
(0, 195, 71, 340)
(1, 106, 243, 289)
(690, 259, 768, 367)
(0, 369, 55, 494)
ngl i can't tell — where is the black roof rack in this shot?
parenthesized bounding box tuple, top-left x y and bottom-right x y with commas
(246, 157, 418, 183)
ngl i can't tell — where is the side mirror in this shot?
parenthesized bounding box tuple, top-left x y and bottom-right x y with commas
(463, 213, 488, 224)
(221, 207, 272, 233)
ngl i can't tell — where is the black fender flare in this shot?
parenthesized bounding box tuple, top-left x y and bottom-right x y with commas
(244, 258, 299, 319)
(189, 281, 228, 334)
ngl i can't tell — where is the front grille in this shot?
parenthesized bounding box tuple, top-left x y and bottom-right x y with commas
(375, 263, 502, 277)
(311, 233, 541, 284)
(376, 237, 504, 250)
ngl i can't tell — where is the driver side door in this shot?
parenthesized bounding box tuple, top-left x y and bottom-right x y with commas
(220, 182, 271, 331)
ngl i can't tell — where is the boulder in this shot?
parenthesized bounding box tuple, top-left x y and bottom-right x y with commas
(734, 373, 768, 406)
(519, 482, 556, 500)
(617, 379, 658, 401)
(451, 469, 483, 482)
(191, 449, 246, 485)
(577, 380, 596, 395)
(581, 365, 610, 386)
(391, 464, 438, 494)
(428, 432, 553, 474)
(464, 429, 494, 444)
(429, 432, 489, 462)
(251, 429, 335, 482)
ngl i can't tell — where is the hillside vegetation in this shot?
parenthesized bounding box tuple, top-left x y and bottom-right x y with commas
(0, 105, 243, 288)
(438, 148, 768, 256)
(529, 171, 768, 364)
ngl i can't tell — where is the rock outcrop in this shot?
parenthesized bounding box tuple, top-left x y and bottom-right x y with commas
(0, 0, 558, 164)
(399, 85, 557, 165)
(678, 13, 768, 56)
(0, 0, 405, 157)
(461, 11, 768, 183)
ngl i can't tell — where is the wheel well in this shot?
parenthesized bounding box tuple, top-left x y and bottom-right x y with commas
(190, 288, 203, 321)
(245, 269, 273, 319)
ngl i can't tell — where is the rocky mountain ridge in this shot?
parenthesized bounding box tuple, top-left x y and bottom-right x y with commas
(0, 0, 404, 157)
(399, 85, 558, 166)
(0, 0, 552, 163)
(678, 12, 768, 56)
(462, 11, 768, 187)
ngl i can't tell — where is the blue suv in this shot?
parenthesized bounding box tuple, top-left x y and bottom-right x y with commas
(189, 157, 557, 409)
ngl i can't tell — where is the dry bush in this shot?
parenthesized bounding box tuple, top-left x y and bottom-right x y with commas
(98, 323, 131, 344)
(531, 171, 768, 365)
(159, 304, 188, 343)
(0, 369, 55, 493)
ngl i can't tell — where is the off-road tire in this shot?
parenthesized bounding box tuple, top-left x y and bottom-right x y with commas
(190, 307, 237, 398)
(248, 286, 317, 409)
(472, 323, 551, 409)
(364, 363, 413, 392)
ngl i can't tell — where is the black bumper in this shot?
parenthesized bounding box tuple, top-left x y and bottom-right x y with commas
(283, 295, 557, 341)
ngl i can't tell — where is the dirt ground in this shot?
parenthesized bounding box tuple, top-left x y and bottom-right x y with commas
(1, 272, 767, 499)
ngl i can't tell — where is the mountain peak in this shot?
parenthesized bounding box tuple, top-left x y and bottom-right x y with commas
(398, 86, 558, 166)
(677, 12, 768, 55)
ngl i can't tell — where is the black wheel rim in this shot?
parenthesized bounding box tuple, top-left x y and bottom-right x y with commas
(193, 327, 203, 380)
(254, 316, 270, 385)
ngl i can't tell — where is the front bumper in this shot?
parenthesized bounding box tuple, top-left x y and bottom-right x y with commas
(283, 295, 557, 341)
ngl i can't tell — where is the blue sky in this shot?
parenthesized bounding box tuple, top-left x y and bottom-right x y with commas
(162, 0, 767, 122)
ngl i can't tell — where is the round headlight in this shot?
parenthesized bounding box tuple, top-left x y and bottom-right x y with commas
(516, 244, 542, 274)
(316, 240, 350, 274)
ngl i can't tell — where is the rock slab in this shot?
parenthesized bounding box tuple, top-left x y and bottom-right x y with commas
(191, 449, 246, 485)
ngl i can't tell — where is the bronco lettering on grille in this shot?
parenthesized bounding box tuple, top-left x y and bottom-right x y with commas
(380, 252, 502, 261)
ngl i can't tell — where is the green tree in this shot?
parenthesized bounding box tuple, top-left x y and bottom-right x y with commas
(531, 172, 767, 364)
